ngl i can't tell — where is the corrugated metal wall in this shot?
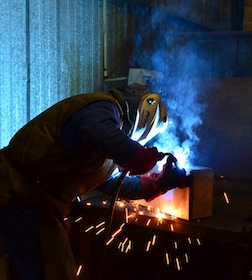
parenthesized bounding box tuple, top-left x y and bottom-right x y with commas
(0, 0, 132, 148)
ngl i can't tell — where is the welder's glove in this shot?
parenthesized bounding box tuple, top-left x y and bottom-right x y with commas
(118, 143, 164, 176)
(140, 163, 191, 202)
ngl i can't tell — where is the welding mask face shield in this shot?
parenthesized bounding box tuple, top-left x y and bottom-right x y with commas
(118, 83, 168, 145)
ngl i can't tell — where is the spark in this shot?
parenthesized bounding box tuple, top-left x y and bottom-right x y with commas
(76, 264, 83, 276)
(112, 228, 122, 238)
(146, 218, 151, 226)
(127, 214, 134, 219)
(174, 241, 178, 250)
(106, 237, 114, 246)
(223, 192, 230, 204)
(170, 224, 174, 232)
(125, 240, 132, 253)
(74, 216, 83, 223)
(96, 221, 105, 228)
(184, 253, 189, 263)
(152, 235, 157, 246)
(196, 238, 202, 246)
(165, 253, 170, 265)
(125, 207, 129, 223)
(119, 238, 132, 253)
(187, 237, 192, 245)
(85, 225, 94, 233)
(63, 217, 68, 222)
(175, 257, 181, 271)
(96, 227, 105, 235)
(135, 218, 139, 222)
(120, 238, 129, 252)
(146, 240, 152, 252)
(76, 196, 82, 202)
(101, 200, 108, 205)
(86, 202, 92, 206)
(139, 211, 144, 215)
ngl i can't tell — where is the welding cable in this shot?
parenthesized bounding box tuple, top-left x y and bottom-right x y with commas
(97, 169, 128, 280)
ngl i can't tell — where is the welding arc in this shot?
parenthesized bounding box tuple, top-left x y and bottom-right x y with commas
(97, 169, 128, 280)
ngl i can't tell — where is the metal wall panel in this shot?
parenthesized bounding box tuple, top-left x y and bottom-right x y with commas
(0, 0, 28, 148)
(105, 0, 132, 78)
(28, 0, 104, 119)
(29, 0, 59, 118)
(0, 0, 108, 147)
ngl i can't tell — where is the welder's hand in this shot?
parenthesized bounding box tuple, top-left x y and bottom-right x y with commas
(118, 143, 163, 176)
(140, 159, 191, 202)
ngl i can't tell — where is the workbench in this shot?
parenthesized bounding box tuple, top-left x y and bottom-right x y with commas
(70, 179, 252, 280)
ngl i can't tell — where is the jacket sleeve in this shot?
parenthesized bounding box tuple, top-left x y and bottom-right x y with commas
(98, 171, 143, 200)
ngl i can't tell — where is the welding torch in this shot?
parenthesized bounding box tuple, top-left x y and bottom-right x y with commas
(158, 152, 178, 166)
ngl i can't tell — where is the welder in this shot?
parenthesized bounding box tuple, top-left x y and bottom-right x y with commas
(0, 83, 188, 280)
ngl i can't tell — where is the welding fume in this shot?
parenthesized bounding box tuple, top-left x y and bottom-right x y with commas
(0, 83, 190, 279)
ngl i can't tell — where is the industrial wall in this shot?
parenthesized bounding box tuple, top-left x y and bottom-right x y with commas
(0, 0, 134, 148)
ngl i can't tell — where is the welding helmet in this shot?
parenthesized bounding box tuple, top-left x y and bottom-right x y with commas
(118, 83, 168, 145)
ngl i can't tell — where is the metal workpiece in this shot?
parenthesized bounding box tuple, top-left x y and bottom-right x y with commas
(138, 166, 214, 221)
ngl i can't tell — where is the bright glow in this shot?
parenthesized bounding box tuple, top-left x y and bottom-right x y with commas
(156, 211, 166, 221)
(117, 201, 125, 208)
(173, 145, 191, 169)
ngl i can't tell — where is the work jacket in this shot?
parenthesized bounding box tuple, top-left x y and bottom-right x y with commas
(0, 90, 130, 280)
